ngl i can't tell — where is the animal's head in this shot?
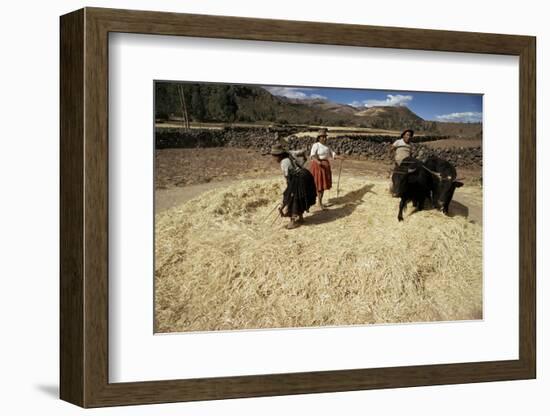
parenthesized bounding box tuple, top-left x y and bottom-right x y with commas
(437, 177, 463, 210)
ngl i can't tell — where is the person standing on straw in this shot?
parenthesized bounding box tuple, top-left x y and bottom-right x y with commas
(270, 144, 317, 229)
(309, 128, 339, 210)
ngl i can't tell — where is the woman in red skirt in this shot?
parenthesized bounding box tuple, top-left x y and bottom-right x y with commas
(309, 128, 339, 209)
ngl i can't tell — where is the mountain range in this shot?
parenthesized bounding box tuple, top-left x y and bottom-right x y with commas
(155, 83, 481, 137)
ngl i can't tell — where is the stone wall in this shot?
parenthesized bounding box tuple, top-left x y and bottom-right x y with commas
(156, 127, 481, 168)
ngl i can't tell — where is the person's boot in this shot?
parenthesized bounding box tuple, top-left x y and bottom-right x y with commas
(286, 220, 299, 229)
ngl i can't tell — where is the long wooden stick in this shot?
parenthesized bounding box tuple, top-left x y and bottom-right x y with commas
(336, 158, 343, 198)
(270, 209, 283, 226)
(264, 203, 280, 222)
(177, 85, 190, 130)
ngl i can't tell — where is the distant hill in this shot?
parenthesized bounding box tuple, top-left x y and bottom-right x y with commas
(155, 83, 361, 127)
(155, 82, 480, 137)
(280, 97, 359, 116)
(354, 105, 425, 129)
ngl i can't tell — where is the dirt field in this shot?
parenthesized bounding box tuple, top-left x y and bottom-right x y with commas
(156, 148, 482, 189)
(423, 138, 482, 149)
(294, 128, 401, 137)
(156, 121, 401, 136)
(155, 148, 396, 189)
(155, 148, 275, 189)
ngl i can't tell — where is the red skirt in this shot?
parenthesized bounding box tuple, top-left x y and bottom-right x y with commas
(309, 159, 332, 192)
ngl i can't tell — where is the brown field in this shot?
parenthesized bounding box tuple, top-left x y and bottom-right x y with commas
(423, 138, 482, 149)
(154, 148, 483, 333)
(156, 121, 403, 135)
(294, 128, 402, 137)
(155, 148, 401, 189)
(156, 148, 482, 189)
(155, 148, 274, 189)
(156, 121, 270, 130)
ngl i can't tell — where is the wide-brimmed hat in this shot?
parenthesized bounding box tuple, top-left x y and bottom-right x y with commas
(400, 129, 414, 138)
(317, 128, 328, 138)
(269, 144, 287, 155)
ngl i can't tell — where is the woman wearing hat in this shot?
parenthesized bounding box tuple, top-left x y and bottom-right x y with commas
(309, 128, 338, 209)
(270, 144, 317, 229)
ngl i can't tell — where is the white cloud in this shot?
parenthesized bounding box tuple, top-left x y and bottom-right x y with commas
(349, 94, 413, 108)
(435, 112, 482, 123)
(360, 94, 413, 107)
(263, 87, 326, 100)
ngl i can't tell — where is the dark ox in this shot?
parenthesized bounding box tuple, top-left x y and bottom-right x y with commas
(391, 157, 433, 222)
(391, 156, 463, 221)
(423, 156, 464, 214)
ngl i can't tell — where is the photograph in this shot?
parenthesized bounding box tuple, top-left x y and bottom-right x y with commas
(51, 3, 538, 410)
(153, 81, 484, 333)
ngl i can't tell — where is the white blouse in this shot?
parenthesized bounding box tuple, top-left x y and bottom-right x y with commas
(280, 151, 307, 177)
(280, 158, 293, 177)
(310, 142, 336, 160)
(392, 138, 412, 163)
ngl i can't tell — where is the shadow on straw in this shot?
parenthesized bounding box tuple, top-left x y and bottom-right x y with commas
(327, 183, 375, 206)
(447, 200, 469, 219)
(306, 183, 374, 226)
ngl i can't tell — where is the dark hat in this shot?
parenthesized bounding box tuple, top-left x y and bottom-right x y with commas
(269, 144, 286, 155)
(317, 128, 328, 137)
(400, 129, 414, 138)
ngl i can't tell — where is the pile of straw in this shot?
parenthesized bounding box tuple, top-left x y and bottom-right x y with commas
(155, 177, 482, 333)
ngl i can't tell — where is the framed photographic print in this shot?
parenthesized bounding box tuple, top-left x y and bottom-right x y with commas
(60, 7, 536, 408)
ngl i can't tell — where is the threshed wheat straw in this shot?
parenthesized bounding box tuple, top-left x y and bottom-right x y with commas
(155, 177, 482, 333)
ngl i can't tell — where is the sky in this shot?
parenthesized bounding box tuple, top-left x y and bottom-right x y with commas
(262, 86, 483, 123)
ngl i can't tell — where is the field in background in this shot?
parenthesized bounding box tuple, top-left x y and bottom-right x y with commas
(423, 138, 482, 149)
(156, 121, 407, 136)
(156, 121, 271, 130)
(155, 148, 482, 190)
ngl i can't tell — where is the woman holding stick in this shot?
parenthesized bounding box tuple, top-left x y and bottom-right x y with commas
(309, 128, 340, 209)
(270, 144, 317, 229)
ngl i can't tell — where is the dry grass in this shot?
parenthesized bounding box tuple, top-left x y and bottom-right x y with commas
(155, 177, 482, 333)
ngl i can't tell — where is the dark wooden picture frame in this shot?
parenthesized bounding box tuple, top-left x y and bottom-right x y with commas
(60, 7, 536, 408)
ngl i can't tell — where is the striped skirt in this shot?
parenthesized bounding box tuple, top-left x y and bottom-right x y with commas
(309, 159, 332, 192)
